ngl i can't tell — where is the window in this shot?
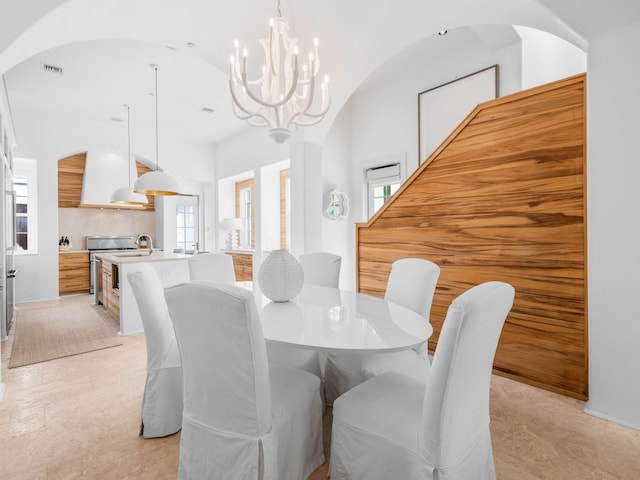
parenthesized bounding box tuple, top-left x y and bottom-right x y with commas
(176, 203, 196, 252)
(235, 178, 255, 248)
(367, 163, 401, 218)
(12, 158, 38, 255)
(14, 179, 28, 250)
(280, 168, 290, 250)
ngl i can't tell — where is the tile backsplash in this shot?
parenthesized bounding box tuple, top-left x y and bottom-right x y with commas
(58, 207, 155, 250)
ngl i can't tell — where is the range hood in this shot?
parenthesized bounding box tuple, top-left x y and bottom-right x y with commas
(80, 148, 142, 207)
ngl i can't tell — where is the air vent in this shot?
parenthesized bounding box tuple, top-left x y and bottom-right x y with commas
(41, 62, 64, 75)
(201, 107, 215, 113)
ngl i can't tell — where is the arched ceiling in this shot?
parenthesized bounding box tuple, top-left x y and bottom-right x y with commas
(1, 0, 639, 178)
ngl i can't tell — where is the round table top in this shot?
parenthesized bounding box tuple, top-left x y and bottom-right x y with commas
(258, 284, 432, 353)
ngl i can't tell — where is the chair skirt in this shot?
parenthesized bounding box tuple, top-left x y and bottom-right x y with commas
(178, 364, 324, 480)
(141, 365, 183, 438)
(330, 371, 496, 480)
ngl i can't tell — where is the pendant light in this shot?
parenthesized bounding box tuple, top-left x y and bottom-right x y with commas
(111, 105, 149, 205)
(134, 64, 179, 196)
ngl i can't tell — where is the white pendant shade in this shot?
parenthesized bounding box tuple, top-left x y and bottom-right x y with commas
(111, 185, 149, 205)
(134, 170, 179, 196)
(131, 65, 180, 196)
(110, 104, 149, 206)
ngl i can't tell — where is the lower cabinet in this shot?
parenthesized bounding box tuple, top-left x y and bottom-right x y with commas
(225, 252, 253, 281)
(100, 259, 120, 320)
(59, 252, 90, 294)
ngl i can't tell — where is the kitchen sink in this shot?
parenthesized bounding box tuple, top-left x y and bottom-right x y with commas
(114, 251, 153, 257)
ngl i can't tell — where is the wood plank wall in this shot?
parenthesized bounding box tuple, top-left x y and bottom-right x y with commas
(58, 153, 86, 207)
(356, 74, 587, 400)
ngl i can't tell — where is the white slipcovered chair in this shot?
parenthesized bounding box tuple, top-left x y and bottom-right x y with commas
(187, 252, 236, 283)
(330, 281, 515, 480)
(324, 258, 440, 403)
(298, 252, 342, 288)
(165, 281, 325, 480)
(127, 263, 183, 438)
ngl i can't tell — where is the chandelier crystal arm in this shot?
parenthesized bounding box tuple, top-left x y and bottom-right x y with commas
(239, 66, 300, 109)
(286, 77, 330, 128)
(231, 102, 272, 127)
(285, 71, 317, 127)
(229, 79, 274, 127)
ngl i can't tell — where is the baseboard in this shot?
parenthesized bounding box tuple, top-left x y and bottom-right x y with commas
(584, 403, 640, 431)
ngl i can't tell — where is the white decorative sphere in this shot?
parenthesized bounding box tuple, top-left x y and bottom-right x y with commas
(258, 250, 304, 302)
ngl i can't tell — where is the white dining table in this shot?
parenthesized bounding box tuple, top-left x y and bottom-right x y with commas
(256, 284, 432, 354)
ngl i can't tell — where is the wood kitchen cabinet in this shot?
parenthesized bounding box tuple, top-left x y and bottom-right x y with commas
(224, 251, 253, 281)
(100, 259, 120, 320)
(59, 252, 90, 294)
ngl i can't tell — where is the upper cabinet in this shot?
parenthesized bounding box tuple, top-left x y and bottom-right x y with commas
(57, 152, 155, 210)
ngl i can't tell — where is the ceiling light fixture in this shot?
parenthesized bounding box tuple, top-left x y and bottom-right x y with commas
(110, 105, 149, 206)
(134, 64, 180, 196)
(438, 30, 448, 36)
(229, 0, 331, 143)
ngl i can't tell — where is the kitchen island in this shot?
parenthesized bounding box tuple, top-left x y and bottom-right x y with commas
(95, 250, 191, 335)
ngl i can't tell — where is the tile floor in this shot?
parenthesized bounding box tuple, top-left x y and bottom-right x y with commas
(1, 294, 639, 479)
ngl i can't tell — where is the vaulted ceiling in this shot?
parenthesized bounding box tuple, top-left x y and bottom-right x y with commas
(1, 0, 639, 182)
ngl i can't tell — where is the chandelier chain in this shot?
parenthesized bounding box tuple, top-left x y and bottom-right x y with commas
(154, 65, 159, 171)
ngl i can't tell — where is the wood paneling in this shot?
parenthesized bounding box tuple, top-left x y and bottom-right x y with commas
(226, 252, 253, 281)
(356, 74, 588, 400)
(280, 168, 290, 250)
(235, 178, 255, 248)
(58, 154, 86, 207)
(135, 162, 155, 211)
(59, 252, 90, 293)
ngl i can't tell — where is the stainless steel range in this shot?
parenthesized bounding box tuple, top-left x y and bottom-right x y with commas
(86, 236, 136, 296)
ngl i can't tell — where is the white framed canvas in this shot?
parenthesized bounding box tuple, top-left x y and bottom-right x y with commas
(418, 65, 498, 163)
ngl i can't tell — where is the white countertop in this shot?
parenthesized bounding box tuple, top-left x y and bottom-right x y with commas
(95, 250, 191, 264)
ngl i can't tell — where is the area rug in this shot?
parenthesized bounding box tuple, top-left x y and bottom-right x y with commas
(9, 303, 122, 368)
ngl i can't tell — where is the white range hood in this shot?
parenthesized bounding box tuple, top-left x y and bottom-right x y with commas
(80, 148, 140, 207)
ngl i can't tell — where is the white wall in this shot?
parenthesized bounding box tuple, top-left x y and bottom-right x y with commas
(585, 20, 640, 429)
(15, 154, 58, 302)
(320, 103, 354, 289)
(348, 37, 523, 231)
(260, 159, 289, 252)
(515, 25, 587, 90)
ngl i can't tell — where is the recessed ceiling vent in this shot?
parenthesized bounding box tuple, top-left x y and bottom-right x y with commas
(201, 107, 215, 113)
(41, 62, 64, 75)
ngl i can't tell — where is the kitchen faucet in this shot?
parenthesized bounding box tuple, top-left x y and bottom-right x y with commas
(135, 233, 154, 253)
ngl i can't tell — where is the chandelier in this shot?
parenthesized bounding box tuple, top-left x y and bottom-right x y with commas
(229, 1, 331, 143)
